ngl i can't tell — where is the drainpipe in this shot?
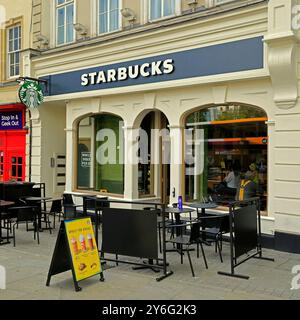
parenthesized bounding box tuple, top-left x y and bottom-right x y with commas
(26, 108, 33, 183)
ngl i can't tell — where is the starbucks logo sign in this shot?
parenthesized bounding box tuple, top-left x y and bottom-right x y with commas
(19, 80, 44, 108)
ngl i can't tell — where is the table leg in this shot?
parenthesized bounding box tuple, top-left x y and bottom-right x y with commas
(0, 212, 2, 242)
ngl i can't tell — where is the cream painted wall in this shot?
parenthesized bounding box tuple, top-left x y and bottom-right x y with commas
(0, 0, 32, 82)
(0, 85, 19, 104)
(0, 0, 32, 48)
(29, 0, 300, 238)
(39, 102, 66, 197)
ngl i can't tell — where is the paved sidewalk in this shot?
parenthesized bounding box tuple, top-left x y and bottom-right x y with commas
(0, 223, 300, 300)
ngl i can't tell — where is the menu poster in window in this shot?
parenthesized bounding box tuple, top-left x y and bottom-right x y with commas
(81, 152, 91, 168)
(65, 218, 101, 282)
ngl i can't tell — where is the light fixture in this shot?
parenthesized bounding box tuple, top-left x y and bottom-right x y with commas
(187, 0, 198, 11)
(121, 8, 136, 25)
(36, 34, 49, 46)
(73, 23, 88, 36)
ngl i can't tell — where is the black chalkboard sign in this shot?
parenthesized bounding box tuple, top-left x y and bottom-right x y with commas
(102, 208, 159, 260)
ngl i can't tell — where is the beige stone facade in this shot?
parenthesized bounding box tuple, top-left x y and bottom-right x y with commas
(0, 0, 300, 243)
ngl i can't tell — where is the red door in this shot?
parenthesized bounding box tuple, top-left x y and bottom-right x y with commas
(0, 104, 26, 182)
(0, 151, 4, 182)
(8, 152, 25, 182)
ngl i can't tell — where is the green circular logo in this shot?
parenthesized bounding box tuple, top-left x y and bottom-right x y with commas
(19, 80, 44, 109)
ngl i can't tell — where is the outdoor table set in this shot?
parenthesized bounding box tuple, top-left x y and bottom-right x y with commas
(0, 200, 15, 245)
(24, 196, 52, 231)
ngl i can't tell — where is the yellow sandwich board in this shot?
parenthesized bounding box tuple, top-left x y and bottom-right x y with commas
(65, 218, 101, 282)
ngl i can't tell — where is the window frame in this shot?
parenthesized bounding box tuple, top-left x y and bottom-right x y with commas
(6, 24, 21, 79)
(97, 0, 122, 36)
(76, 113, 125, 197)
(55, 0, 76, 47)
(147, 0, 180, 23)
(214, 0, 237, 5)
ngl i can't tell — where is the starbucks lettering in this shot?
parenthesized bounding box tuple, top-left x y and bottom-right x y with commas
(81, 59, 174, 86)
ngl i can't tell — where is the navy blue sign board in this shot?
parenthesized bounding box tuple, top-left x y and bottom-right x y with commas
(42, 37, 264, 96)
(0, 111, 23, 130)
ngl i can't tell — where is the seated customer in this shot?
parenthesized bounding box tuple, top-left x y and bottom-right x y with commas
(216, 162, 241, 197)
(245, 163, 259, 185)
(236, 172, 258, 201)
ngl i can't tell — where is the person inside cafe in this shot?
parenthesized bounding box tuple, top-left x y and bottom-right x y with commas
(215, 161, 241, 197)
(236, 171, 258, 201)
(246, 163, 260, 185)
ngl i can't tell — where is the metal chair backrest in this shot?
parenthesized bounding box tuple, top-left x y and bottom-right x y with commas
(63, 194, 74, 206)
(96, 197, 109, 209)
(199, 214, 224, 231)
(189, 221, 201, 243)
(50, 199, 62, 213)
(16, 206, 37, 223)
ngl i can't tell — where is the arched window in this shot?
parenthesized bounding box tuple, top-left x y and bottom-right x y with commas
(77, 113, 124, 195)
(184, 104, 268, 212)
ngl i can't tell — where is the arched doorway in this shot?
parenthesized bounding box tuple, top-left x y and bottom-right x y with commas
(183, 104, 268, 213)
(137, 111, 170, 203)
(76, 113, 124, 196)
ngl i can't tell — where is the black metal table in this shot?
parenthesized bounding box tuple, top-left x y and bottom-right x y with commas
(25, 197, 52, 230)
(0, 200, 15, 245)
(164, 207, 195, 252)
(188, 202, 219, 218)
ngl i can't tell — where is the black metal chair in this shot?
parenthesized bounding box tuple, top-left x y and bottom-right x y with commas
(44, 199, 63, 229)
(167, 220, 208, 277)
(9, 206, 40, 247)
(198, 214, 229, 263)
(0, 211, 14, 243)
(143, 206, 175, 254)
(62, 193, 84, 219)
(83, 196, 109, 251)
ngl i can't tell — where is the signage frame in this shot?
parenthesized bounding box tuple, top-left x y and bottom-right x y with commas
(46, 217, 104, 292)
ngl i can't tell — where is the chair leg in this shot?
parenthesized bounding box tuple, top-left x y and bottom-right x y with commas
(217, 239, 223, 263)
(199, 242, 208, 269)
(6, 220, 9, 240)
(220, 235, 223, 251)
(180, 246, 183, 265)
(48, 217, 52, 235)
(13, 223, 16, 247)
(53, 214, 56, 229)
(186, 246, 195, 277)
(158, 225, 162, 254)
(36, 219, 40, 245)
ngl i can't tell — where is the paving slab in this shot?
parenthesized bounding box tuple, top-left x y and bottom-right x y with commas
(1, 220, 300, 300)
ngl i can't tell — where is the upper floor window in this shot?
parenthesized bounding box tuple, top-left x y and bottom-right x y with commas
(56, 0, 75, 45)
(214, 0, 237, 4)
(98, 0, 120, 34)
(7, 25, 21, 78)
(149, 0, 175, 21)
